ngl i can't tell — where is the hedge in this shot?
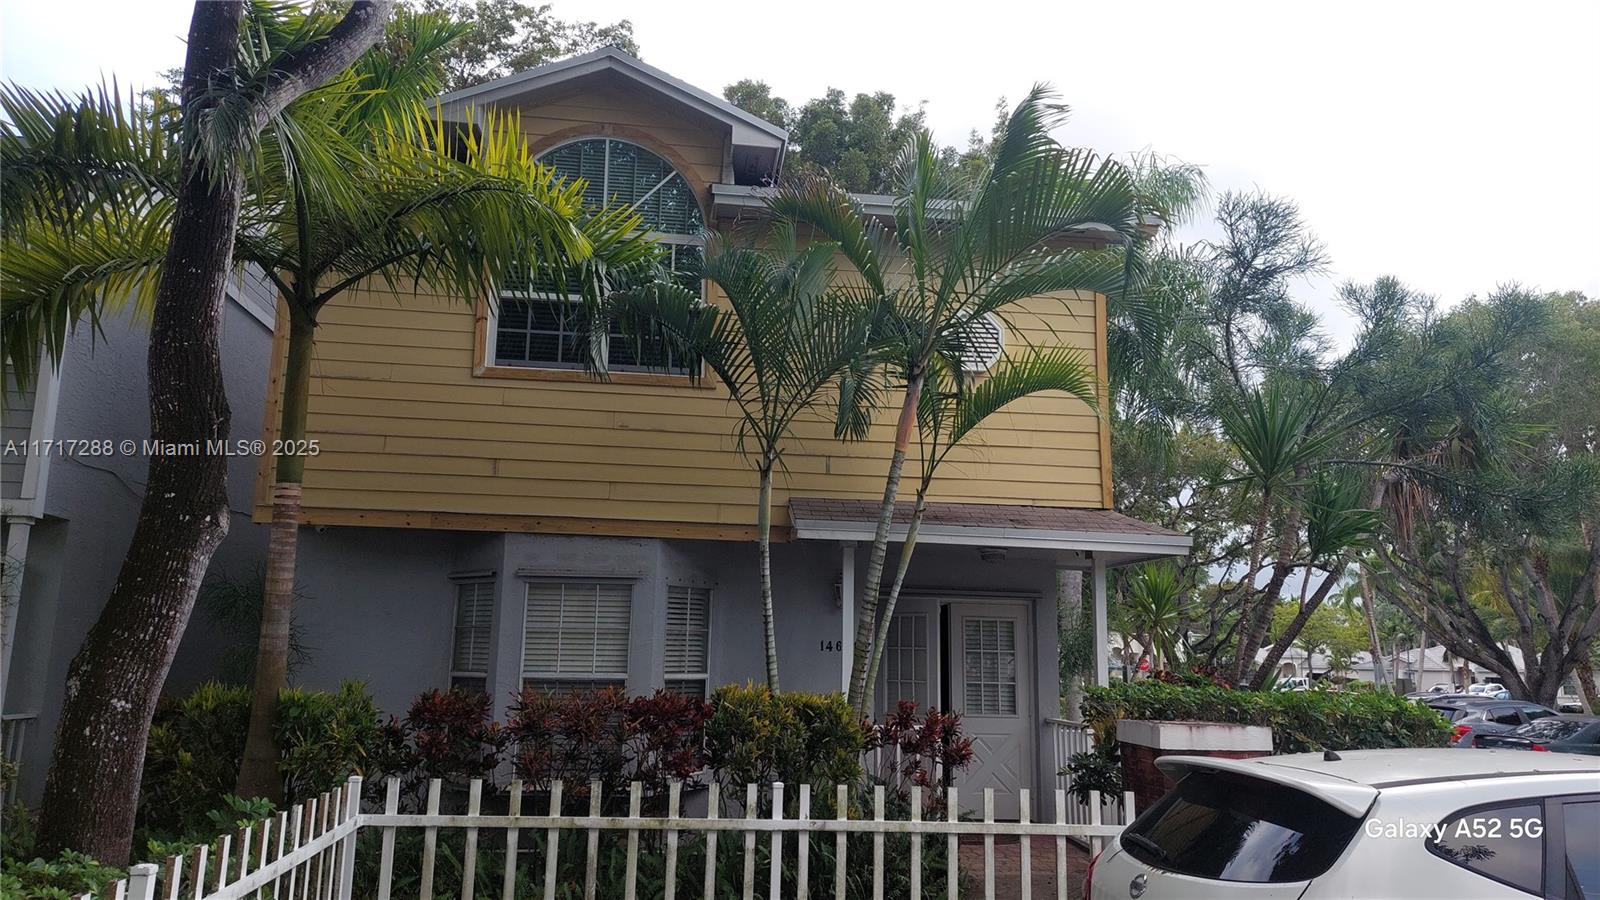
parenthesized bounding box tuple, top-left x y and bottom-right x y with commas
(1081, 680, 1452, 753)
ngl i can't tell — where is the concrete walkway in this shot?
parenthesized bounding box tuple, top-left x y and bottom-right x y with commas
(958, 835, 1092, 900)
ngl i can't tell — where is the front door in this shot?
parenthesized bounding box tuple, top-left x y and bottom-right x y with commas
(947, 602, 1033, 820)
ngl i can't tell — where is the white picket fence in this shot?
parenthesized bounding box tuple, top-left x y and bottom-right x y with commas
(82, 774, 1135, 900)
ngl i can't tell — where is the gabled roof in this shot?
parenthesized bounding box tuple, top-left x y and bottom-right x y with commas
(437, 47, 787, 181)
(788, 497, 1190, 565)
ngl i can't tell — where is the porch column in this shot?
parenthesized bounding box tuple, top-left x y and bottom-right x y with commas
(840, 541, 855, 692)
(1092, 555, 1109, 687)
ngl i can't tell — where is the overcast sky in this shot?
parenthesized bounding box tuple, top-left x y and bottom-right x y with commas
(5, 0, 1596, 345)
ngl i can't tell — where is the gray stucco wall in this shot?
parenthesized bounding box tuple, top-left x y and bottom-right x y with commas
(283, 526, 1075, 814)
(4, 297, 274, 805)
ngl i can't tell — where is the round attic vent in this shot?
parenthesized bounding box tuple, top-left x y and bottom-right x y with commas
(958, 313, 1005, 372)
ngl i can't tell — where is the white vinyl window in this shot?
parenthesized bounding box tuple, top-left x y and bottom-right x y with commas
(493, 137, 705, 374)
(522, 580, 633, 693)
(664, 585, 711, 699)
(450, 581, 494, 694)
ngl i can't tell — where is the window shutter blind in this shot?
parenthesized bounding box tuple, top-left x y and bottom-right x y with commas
(452, 582, 494, 675)
(523, 581, 633, 680)
(664, 586, 710, 675)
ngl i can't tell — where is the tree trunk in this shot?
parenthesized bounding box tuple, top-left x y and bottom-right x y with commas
(1059, 569, 1086, 721)
(1249, 566, 1342, 689)
(860, 487, 927, 709)
(35, 2, 247, 863)
(1357, 563, 1386, 690)
(236, 313, 315, 800)
(1576, 659, 1597, 714)
(847, 371, 924, 710)
(756, 464, 779, 690)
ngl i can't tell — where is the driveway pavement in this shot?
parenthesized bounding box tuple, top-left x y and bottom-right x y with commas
(958, 835, 1091, 899)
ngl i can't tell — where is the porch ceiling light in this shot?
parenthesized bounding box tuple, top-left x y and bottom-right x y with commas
(977, 546, 1007, 563)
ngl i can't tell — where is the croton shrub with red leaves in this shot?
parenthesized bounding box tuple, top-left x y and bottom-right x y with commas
(865, 700, 976, 814)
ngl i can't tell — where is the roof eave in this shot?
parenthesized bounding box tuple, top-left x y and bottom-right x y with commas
(789, 516, 1192, 563)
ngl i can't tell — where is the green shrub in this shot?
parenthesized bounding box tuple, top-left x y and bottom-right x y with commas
(1, 851, 123, 900)
(275, 681, 387, 800)
(138, 679, 389, 844)
(1080, 680, 1452, 753)
(704, 684, 864, 796)
(138, 681, 252, 839)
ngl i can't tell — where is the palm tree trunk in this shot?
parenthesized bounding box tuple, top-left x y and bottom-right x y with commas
(861, 487, 927, 708)
(757, 464, 780, 691)
(1357, 563, 1386, 690)
(236, 312, 315, 801)
(848, 371, 924, 710)
(35, 2, 246, 863)
(1575, 659, 1597, 714)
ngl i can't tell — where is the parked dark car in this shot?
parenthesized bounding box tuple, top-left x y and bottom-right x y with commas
(1423, 696, 1558, 748)
(1474, 715, 1600, 754)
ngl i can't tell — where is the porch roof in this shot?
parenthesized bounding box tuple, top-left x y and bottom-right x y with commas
(788, 498, 1190, 566)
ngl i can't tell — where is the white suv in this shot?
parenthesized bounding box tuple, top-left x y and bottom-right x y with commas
(1086, 749, 1599, 899)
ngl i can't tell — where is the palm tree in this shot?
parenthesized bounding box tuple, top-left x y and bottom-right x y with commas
(607, 230, 878, 689)
(1122, 563, 1184, 672)
(856, 347, 1102, 703)
(768, 88, 1146, 712)
(2, 9, 657, 802)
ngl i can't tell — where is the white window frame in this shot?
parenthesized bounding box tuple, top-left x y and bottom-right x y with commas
(487, 135, 706, 375)
(519, 578, 634, 692)
(663, 584, 712, 699)
(448, 578, 495, 693)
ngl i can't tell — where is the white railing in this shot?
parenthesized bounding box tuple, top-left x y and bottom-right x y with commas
(1045, 718, 1134, 831)
(79, 773, 1135, 900)
(2, 711, 36, 805)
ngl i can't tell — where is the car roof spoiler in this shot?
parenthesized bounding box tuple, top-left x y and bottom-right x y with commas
(1154, 755, 1380, 818)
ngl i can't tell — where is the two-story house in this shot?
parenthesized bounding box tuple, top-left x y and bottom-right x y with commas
(247, 48, 1189, 819)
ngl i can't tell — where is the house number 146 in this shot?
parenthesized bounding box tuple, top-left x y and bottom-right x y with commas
(819, 640, 843, 652)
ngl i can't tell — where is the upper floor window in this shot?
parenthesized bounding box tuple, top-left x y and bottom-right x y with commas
(493, 138, 704, 374)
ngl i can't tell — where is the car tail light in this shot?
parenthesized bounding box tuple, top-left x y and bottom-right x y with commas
(1084, 846, 1104, 897)
(1451, 724, 1472, 744)
(1529, 743, 1549, 751)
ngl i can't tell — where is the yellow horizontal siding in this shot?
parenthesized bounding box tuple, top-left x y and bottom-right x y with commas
(254, 83, 1114, 534)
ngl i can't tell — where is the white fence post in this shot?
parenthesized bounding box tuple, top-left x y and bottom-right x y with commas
(542, 780, 563, 900)
(419, 779, 441, 900)
(461, 779, 481, 900)
(127, 863, 159, 900)
(665, 780, 681, 900)
(702, 783, 720, 900)
(337, 775, 361, 900)
(377, 778, 399, 900)
(502, 779, 522, 900)
(946, 787, 959, 900)
(768, 782, 783, 900)
(796, 784, 811, 900)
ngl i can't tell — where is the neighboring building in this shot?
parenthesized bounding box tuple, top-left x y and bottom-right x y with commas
(1, 271, 277, 806)
(249, 48, 1188, 820)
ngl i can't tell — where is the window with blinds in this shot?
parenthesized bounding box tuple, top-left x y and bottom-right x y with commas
(522, 580, 632, 693)
(494, 138, 705, 374)
(962, 618, 1019, 716)
(664, 585, 711, 699)
(451, 581, 494, 694)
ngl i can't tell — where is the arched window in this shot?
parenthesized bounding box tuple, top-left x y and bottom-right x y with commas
(493, 138, 704, 373)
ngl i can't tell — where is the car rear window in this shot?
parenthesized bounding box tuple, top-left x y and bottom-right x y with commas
(1119, 769, 1362, 883)
(1514, 718, 1590, 740)
(1428, 704, 1466, 722)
